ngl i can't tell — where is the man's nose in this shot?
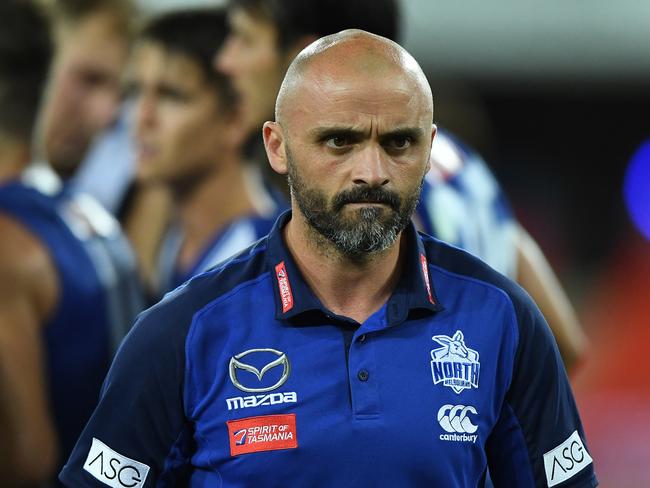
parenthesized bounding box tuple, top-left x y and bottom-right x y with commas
(351, 144, 390, 187)
(133, 93, 156, 134)
(214, 37, 235, 74)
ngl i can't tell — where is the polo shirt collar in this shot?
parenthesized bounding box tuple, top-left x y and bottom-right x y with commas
(266, 210, 443, 325)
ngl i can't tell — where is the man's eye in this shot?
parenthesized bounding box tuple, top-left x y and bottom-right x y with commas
(387, 136, 412, 150)
(235, 31, 255, 48)
(79, 69, 111, 89)
(325, 136, 349, 148)
(160, 87, 190, 103)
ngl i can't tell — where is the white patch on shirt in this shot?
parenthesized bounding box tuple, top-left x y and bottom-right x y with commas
(83, 438, 150, 488)
(543, 430, 593, 487)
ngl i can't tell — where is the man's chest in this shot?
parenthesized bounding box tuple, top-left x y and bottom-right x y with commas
(183, 308, 515, 486)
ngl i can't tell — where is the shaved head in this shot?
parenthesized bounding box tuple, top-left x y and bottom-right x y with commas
(276, 29, 433, 128)
(263, 29, 435, 258)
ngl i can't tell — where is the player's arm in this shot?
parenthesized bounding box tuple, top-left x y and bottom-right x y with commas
(59, 292, 191, 487)
(0, 214, 60, 484)
(514, 224, 587, 371)
(486, 288, 597, 487)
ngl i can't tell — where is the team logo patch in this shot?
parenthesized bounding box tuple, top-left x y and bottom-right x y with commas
(229, 348, 291, 393)
(275, 261, 294, 313)
(543, 430, 593, 487)
(227, 414, 298, 456)
(83, 438, 149, 488)
(437, 404, 479, 443)
(430, 330, 480, 394)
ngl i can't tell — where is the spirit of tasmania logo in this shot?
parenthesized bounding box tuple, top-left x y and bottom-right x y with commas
(430, 330, 480, 394)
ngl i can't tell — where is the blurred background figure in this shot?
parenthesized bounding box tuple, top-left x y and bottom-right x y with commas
(71, 100, 138, 217)
(0, 0, 142, 484)
(0, 2, 53, 479)
(35, 0, 130, 180)
(215, 0, 586, 370)
(128, 9, 282, 298)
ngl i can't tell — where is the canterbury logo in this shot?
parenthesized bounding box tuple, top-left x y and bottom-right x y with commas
(229, 348, 291, 393)
(437, 404, 478, 434)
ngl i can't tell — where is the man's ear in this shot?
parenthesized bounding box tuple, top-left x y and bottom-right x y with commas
(263, 121, 288, 175)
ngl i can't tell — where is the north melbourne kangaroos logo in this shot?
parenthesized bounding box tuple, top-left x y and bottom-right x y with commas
(430, 331, 480, 394)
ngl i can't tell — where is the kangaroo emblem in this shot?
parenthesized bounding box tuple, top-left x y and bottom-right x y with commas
(430, 330, 480, 393)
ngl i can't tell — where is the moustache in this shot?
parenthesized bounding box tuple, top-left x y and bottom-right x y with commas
(333, 187, 401, 212)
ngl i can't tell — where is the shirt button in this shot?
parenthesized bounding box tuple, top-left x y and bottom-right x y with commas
(358, 334, 366, 343)
(358, 369, 369, 382)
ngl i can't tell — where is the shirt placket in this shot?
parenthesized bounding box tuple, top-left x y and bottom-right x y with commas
(347, 308, 386, 420)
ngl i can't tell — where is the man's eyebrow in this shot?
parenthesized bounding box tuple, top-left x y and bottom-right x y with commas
(308, 126, 367, 141)
(379, 127, 425, 141)
(307, 126, 426, 141)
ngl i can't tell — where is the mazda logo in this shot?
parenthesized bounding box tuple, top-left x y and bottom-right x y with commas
(229, 348, 291, 393)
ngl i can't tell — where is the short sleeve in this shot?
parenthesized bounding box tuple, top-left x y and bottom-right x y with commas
(59, 296, 194, 487)
(486, 291, 598, 488)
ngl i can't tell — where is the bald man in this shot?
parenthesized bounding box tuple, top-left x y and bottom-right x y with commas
(60, 31, 596, 488)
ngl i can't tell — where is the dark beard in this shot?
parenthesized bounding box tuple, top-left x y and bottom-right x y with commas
(286, 150, 423, 257)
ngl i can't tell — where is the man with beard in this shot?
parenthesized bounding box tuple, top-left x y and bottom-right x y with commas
(217, 0, 587, 370)
(60, 31, 596, 487)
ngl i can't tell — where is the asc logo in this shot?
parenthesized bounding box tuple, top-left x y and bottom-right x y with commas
(543, 431, 593, 487)
(83, 438, 149, 488)
(430, 330, 480, 394)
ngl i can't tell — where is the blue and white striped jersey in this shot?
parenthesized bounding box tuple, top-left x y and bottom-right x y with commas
(154, 165, 288, 297)
(415, 129, 518, 279)
(155, 213, 280, 296)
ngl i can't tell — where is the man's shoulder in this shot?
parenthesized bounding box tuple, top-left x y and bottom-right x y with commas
(0, 179, 70, 245)
(421, 232, 529, 308)
(0, 212, 58, 317)
(0, 178, 53, 212)
(0, 211, 51, 266)
(140, 240, 271, 337)
(421, 232, 551, 365)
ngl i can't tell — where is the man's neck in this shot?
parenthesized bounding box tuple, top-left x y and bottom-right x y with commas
(284, 209, 404, 324)
(0, 139, 29, 183)
(175, 159, 256, 271)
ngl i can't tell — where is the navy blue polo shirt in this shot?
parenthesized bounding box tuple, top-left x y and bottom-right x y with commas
(60, 211, 597, 488)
